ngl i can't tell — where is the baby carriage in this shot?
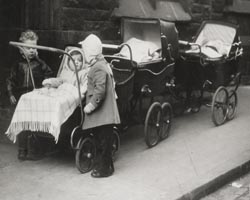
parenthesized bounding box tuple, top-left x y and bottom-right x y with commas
(7, 42, 120, 173)
(175, 20, 243, 126)
(103, 17, 179, 147)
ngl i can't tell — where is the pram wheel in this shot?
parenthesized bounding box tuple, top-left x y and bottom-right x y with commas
(75, 137, 96, 173)
(211, 86, 229, 126)
(160, 102, 172, 140)
(111, 128, 120, 161)
(144, 102, 161, 148)
(227, 90, 238, 121)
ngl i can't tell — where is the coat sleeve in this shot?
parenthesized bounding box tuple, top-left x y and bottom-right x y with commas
(6, 62, 18, 97)
(40, 58, 53, 78)
(79, 69, 89, 98)
(89, 67, 107, 110)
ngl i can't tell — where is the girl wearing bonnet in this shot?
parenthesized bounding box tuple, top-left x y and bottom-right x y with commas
(79, 34, 120, 178)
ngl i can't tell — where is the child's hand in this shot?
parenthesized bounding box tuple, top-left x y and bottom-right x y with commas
(84, 103, 95, 114)
(42, 78, 63, 88)
(10, 95, 17, 105)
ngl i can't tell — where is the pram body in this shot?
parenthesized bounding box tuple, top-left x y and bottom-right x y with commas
(175, 20, 243, 126)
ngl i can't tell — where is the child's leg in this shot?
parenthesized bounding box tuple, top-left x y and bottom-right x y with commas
(91, 124, 114, 177)
(101, 125, 114, 171)
(26, 133, 44, 161)
(17, 131, 31, 160)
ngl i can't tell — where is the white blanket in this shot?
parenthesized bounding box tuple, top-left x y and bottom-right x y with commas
(6, 83, 80, 142)
(118, 38, 160, 63)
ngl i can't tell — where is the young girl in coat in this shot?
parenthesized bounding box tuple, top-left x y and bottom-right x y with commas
(80, 34, 120, 178)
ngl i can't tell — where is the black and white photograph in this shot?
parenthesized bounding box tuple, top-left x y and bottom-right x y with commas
(0, 0, 250, 199)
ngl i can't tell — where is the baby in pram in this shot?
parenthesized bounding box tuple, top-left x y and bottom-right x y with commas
(41, 47, 88, 97)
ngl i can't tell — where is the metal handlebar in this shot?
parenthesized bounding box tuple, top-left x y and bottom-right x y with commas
(178, 40, 190, 46)
(102, 43, 120, 49)
(118, 43, 136, 68)
(103, 42, 136, 68)
(178, 40, 201, 52)
(9, 41, 65, 54)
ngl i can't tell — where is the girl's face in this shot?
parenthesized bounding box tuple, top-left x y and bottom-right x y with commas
(69, 53, 83, 71)
(22, 39, 38, 60)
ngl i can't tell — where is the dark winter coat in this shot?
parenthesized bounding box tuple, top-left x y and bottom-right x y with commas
(82, 57, 120, 130)
(6, 56, 53, 98)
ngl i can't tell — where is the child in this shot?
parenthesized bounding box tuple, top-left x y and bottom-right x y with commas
(79, 34, 120, 178)
(6, 30, 53, 161)
(6, 30, 53, 104)
(42, 48, 88, 97)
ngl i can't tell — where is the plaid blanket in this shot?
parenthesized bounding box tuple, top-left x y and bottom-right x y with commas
(6, 83, 80, 142)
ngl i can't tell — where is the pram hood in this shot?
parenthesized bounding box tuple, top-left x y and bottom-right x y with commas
(120, 17, 179, 60)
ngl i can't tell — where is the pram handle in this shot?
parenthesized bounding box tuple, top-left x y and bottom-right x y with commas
(178, 40, 199, 47)
(103, 43, 136, 67)
(102, 44, 120, 49)
(9, 41, 66, 54)
(179, 40, 189, 46)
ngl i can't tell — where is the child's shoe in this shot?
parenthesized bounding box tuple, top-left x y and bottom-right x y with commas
(91, 166, 114, 178)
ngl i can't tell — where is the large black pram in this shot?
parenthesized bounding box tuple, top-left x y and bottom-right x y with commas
(176, 20, 243, 126)
(104, 17, 179, 147)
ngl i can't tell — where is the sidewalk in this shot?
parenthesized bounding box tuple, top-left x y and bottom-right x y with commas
(1, 86, 250, 200)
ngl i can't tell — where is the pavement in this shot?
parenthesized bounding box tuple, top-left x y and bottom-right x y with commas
(1, 86, 250, 200)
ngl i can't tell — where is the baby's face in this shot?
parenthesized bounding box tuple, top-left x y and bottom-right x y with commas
(22, 39, 38, 60)
(69, 53, 83, 71)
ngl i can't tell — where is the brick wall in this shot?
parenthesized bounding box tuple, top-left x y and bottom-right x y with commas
(178, 0, 227, 40)
(56, 0, 120, 43)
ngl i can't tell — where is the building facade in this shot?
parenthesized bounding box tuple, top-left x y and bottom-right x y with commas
(0, 0, 249, 135)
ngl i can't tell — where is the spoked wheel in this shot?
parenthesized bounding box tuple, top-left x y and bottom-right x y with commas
(227, 90, 238, 121)
(75, 137, 96, 173)
(144, 102, 162, 148)
(160, 102, 172, 140)
(211, 86, 229, 126)
(111, 128, 120, 161)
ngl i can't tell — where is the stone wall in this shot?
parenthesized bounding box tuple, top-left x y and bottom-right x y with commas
(56, 0, 120, 44)
(177, 0, 227, 40)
